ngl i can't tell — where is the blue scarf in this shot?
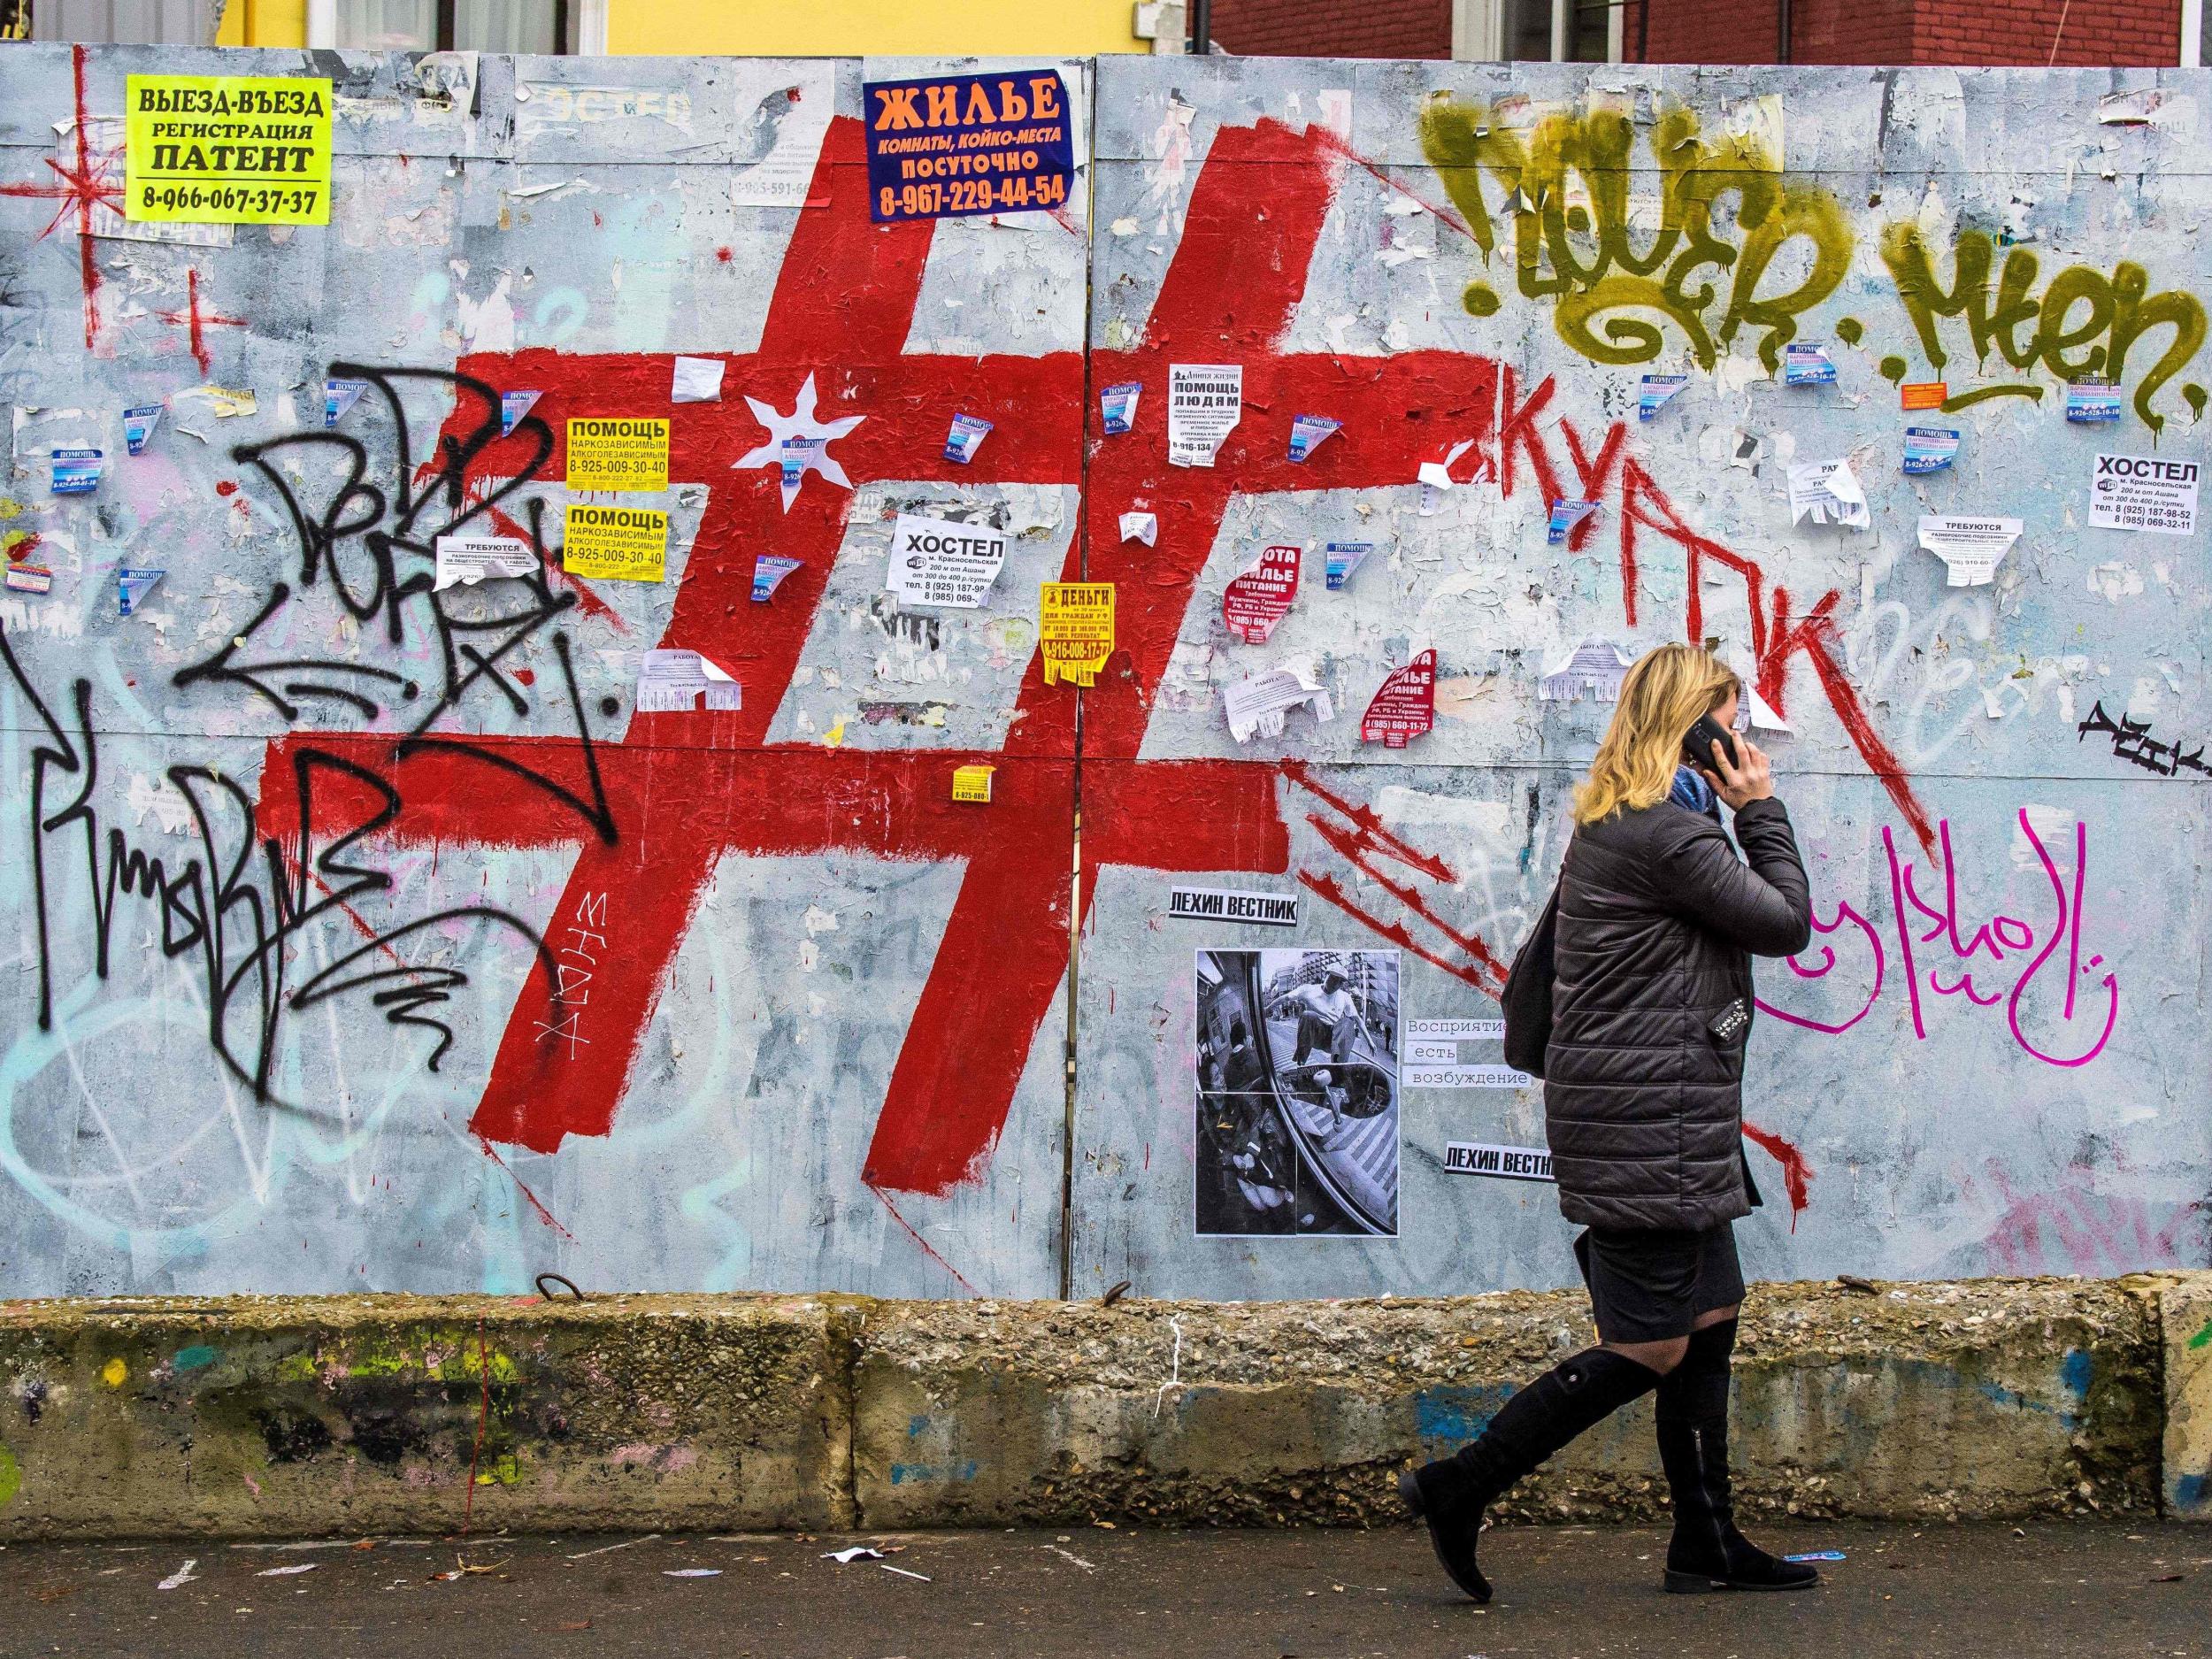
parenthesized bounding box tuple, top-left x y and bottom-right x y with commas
(1668, 764, 1721, 820)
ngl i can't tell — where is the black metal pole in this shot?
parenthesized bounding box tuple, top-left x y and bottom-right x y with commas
(1191, 0, 1212, 53)
(1777, 0, 1791, 61)
(1638, 0, 1651, 61)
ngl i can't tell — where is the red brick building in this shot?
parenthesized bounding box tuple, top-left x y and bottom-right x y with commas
(1209, 0, 2192, 65)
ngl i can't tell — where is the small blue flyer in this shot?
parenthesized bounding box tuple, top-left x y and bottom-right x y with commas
(123, 404, 162, 456)
(944, 412, 992, 465)
(324, 378, 369, 427)
(1100, 381, 1140, 435)
(1325, 541, 1373, 590)
(501, 389, 541, 436)
(1547, 498, 1598, 544)
(51, 448, 103, 495)
(1784, 342, 1836, 386)
(2065, 378, 2121, 422)
(1639, 374, 1688, 420)
(1288, 413, 1340, 463)
(752, 555, 803, 603)
(1902, 426, 1961, 475)
(118, 567, 165, 616)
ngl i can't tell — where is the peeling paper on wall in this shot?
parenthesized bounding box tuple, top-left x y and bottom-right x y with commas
(1917, 516, 2022, 587)
(434, 534, 537, 590)
(636, 649, 741, 712)
(1786, 458, 1869, 528)
(1119, 511, 1157, 546)
(1360, 649, 1435, 749)
(1538, 637, 1632, 703)
(672, 356, 725, 403)
(730, 62, 835, 209)
(1222, 543, 1300, 644)
(1167, 363, 1240, 467)
(1225, 657, 1333, 742)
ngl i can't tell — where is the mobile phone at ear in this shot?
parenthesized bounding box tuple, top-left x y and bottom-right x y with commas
(1683, 713, 1739, 772)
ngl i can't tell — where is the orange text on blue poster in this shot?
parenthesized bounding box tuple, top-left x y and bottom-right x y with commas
(863, 70, 1073, 224)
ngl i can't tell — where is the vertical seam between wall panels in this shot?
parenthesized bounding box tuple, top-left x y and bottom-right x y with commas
(1057, 57, 1101, 1303)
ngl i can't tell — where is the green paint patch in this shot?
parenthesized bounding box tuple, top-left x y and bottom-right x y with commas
(173, 1344, 220, 1373)
(1879, 355, 1908, 383)
(1942, 384, 2046, 411)
(2187, 1319, 2212, 1351)
(2185, 383, 2207, 420)
(1834, 317, 1864, 346)
(0, 1446, 19, 1509)
(1462, 281, 1500, 319)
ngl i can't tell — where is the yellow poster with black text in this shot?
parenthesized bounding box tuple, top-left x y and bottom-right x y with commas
(125, 75, 332, 226)
(564, 504, 668, 584)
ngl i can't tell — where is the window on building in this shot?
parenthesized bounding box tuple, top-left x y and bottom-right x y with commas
(1466, 0, 1620, 61)
(325, 0, 573, 52)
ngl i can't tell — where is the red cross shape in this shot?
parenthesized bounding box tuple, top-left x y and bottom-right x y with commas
(0, 45, 119, 351)
(259, 113, 1928, 1199)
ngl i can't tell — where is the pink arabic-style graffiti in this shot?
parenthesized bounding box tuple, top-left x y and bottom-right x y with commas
(1756, 809, 2118, 1068)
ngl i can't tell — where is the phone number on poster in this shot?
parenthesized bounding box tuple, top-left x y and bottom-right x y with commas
(138, 183, 322, 216)
(876, 173, 1067, 218)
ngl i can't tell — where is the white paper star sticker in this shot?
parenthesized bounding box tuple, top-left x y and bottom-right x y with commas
(733, 373, 865, 511)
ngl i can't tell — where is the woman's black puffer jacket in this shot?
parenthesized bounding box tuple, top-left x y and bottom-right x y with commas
(1543, 795, 1811, 1232)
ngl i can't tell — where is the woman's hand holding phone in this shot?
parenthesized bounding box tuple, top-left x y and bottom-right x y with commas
(1700, 731, 1774, 810)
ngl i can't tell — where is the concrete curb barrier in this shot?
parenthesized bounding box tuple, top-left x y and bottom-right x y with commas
(0, 1294, 859, 1540)
(2164, 1274, 2212, 1517)
(0, 1274, 2201, 1539)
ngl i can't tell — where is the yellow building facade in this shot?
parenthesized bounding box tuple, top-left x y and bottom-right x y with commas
(218, 0, 1162, 54)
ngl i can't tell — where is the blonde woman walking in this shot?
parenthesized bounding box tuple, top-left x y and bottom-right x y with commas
(1401, 644, 1816, 1601)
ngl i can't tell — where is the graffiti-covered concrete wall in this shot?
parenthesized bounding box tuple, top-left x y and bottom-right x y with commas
(1, 45, 2205, 1300)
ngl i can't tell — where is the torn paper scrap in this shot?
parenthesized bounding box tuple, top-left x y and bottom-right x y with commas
(778, 435, 825, 508)
(50, 447, 102, 495)
(888, 512, 1007, 608)
(731, 62, 834, 207)
(943, 412, 992, 465)
(1222, 543, 1301, 645)
(1417, 439, 1475, 516)
(2090, 452, 2200, 534)
(123, 403, 162, 455)
(824, 1548, 885, 1564)
(1119, 511, 1158, 546)
(118, 567, 165, 616)
(1287, 413, 1340, 463)
(1782, 342, 1835, 386)
(1167, 363, 1241, 468)
(1360, 649, 1435, 749)
(636, 649, 741, 712)
(500, 388, 541, 435)
(323, 378, 368, 427)
(1547, 498, 1597, 545)
(752, 554, 802, 602)
(1324, 541, 1371, 591)
(1100, 381, 1140, 435)
(1903, 426, 1959, 475)
(1538, 636, 1633, 703)
(951, 763, 995, 803)
(1786, 458, 1869, 529)
(563, 503, 668, 582)
(2066, 378, 2122, 423)
(188, 386, 257, 419)
(1639, 374, 1687, 420)
(5, 563, 53, 595)
(1225, 657, 1334, 743)
(1901, 381, 1947, 411)
(1917, 516, 2022, 587)
(672, 356, 725, 403)
(434, 534, 537, 591)
(1041, 581, 1116, 686)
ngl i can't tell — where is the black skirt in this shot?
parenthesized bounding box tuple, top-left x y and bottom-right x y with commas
(1572, 1223, 1746, 1343)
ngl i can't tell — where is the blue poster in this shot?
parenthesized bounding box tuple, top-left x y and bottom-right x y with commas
(864, 70, 1075, 223)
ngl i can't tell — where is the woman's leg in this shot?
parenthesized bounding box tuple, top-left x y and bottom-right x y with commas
(1652, 1282, 1817, 1592)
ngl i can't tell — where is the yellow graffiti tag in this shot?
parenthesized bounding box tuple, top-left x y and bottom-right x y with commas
(1418, 96, 1852, 373)
(1879, 226, 2207, 432)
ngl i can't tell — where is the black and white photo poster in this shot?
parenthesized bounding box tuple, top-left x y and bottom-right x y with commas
(1194, 948, 1401, 1237)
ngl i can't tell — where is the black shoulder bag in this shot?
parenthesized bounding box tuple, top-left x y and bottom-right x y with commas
(1501, 862, 1564, 1079)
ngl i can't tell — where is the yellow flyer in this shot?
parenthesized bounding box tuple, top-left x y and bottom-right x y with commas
(567, 418, 670, 491)
(951, 763, 995, 803)
(125, 75, 332, 226)
(1040, 582, 1116, 687)
(563, 503, 668, 583)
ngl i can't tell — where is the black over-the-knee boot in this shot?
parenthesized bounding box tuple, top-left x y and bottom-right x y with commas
(1399, 1347, 1660, 1602)
(1654, 1319, 1818, 1593)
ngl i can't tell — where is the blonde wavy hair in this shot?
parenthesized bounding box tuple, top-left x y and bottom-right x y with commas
(1571, 644, 1740, 825)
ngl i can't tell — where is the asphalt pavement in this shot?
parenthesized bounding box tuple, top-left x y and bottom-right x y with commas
(0, 1519, 2201, 1658)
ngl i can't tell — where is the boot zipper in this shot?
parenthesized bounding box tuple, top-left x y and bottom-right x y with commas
(1694, 1426, 1728, 1576)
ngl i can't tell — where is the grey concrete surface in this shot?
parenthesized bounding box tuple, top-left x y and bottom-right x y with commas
(0, 1521, 2200, 1658)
